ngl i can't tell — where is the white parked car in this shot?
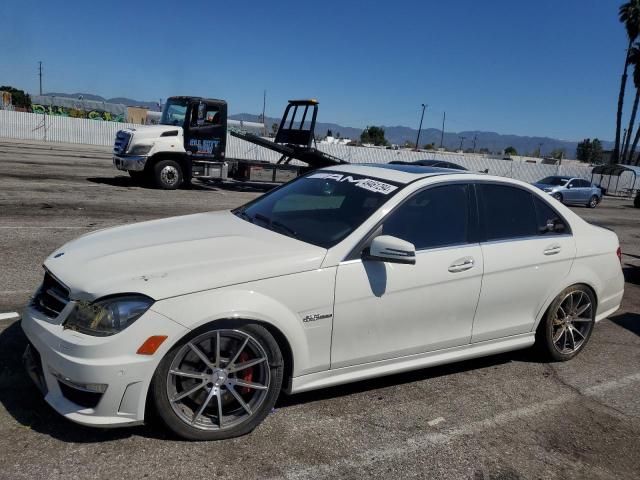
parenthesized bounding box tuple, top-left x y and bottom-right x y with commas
(21, 164, 624, 440)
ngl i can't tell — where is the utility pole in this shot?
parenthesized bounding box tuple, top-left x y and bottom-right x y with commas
(415, 103, 426, 149)
(262, 90, 267, 137)
(38, 61, 43, 95)
(538, 142, 544, 158)
(440, 111, 446, 149)
(458, 136, 466, 151)
(472, 134, 478, 153)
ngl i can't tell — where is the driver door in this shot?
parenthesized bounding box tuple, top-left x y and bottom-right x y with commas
(330, 183, 483, 368)
(185, 101, 226, 160)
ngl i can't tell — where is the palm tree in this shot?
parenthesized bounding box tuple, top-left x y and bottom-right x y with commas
(622, 45, 640, 163)
(614, 1, 640, 163)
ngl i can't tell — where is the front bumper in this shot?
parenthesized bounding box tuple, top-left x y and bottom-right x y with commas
(113, 155, 148, 172)
(21, 304, 188, 427)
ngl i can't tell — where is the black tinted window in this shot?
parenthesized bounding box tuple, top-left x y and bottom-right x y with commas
(382, 184, 469, 249)
(533, 196, 568, 235)
(578, 179, 590, 188)
(479, 184, 537, 240)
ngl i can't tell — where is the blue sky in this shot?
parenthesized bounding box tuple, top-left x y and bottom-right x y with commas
(0, 0, 628, 141)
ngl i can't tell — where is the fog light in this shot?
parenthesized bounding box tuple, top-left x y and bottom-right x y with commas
(48, 367, 108, 393)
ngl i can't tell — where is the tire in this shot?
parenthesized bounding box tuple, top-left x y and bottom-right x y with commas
(150, 321, 284, 441)
(535, 285, 596, 362)
(153, 159, 183, 190)
(552, 192, 563, 203)
(587, 195, 598, 208)
(634, 192, 640, 208)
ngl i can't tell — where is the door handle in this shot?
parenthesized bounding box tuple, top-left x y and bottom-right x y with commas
(448, 257, 475, 273)
(543, 244, 562, 255)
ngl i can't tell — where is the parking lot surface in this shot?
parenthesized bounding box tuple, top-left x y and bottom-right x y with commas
(1, 140, 639, 480)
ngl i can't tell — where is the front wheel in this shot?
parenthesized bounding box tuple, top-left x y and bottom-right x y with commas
(153, 159, 183, 189)
(150, 323, 284, 440)
(552, 192, 563, 203)
(587, 195, 598, 208)
(536, 285, 595, 361)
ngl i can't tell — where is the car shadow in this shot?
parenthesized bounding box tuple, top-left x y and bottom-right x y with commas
(86, 176, 145, 188)
(0, 318, 545, 443)
(609, 312, 640, 337)
(0, 321, 172, 442)
(623, 265, 640, 286)
(276, 348, 539, 409)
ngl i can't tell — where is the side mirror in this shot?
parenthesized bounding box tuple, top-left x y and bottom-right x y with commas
(566, 183, 572, 189)
(364, 235, 416, 265)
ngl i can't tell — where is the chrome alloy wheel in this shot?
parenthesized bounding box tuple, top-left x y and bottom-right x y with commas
(160, 165, 179, 187)
(166, 329, 270, 431)
(552, 290, 593, 355)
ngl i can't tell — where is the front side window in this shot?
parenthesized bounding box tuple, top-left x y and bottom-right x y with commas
(234, 171, 402, 248)
(160, 99, 188, 126)
(382, 184, 469, 250)
(479, 184, 537, 241)
(191, 104, 221, 126)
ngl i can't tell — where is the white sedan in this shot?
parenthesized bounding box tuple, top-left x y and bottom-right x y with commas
(21, 164, 624, 440)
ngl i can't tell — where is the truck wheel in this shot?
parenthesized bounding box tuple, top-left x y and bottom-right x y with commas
(154, 160, 183, 190)
(634, 192, 640, 208)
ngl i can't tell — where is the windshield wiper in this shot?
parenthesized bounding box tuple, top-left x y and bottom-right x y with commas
(252, 213, 298, 238)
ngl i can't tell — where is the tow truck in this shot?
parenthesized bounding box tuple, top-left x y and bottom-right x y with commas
(112, 96, 346, 189)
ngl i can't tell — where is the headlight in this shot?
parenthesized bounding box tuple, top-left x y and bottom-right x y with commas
(64, 295, 154, 336)
(127, 143, 153, 155)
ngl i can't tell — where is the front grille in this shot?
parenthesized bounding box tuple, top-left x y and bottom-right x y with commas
(58, 381, 103, 408)
(113, 130, 132, 155)
(32, 272, 70, 318)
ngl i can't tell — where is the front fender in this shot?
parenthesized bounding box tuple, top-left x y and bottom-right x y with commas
(150, 269, 336, 378)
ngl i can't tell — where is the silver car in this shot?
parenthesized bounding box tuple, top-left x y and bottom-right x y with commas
(532, 176, 602, 208)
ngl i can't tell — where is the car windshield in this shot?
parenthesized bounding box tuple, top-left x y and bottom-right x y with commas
(539, 176, 570, 186)
(234, 171, 403, 248)
(160, 99, 188, 126)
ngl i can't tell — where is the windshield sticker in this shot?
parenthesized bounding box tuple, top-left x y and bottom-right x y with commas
(308, 173, 398, 195)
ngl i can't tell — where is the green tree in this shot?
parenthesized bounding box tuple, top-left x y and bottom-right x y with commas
(0, 85, 31, 109)
(614, 1, 640, 163)
(576, 138, 604, 163)
(271, 122, 279, 136)
(423, 143, 436, 150)
(550, 148, 566, 160)
(326, 129, 333, 138)
(504, 146, 518, 156)
(361, 126, 389, 146)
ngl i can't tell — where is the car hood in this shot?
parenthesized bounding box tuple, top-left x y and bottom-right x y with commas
(125, 124, 184, 140)
(44, 211, 326, 301)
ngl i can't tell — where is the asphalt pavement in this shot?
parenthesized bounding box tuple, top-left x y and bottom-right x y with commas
(0, 140, 639, 479)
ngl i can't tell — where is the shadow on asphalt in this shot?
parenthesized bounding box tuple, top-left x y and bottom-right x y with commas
(85, 176, 275, 194)
(0, 319, 543, 443)
(623, 265, 640, 286)
(609, 312, 640, 337)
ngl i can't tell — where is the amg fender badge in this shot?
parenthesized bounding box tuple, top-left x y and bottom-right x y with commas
(302, 313, 333, 323)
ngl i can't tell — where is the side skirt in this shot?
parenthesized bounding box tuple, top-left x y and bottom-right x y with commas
(289, 333, 535, 394)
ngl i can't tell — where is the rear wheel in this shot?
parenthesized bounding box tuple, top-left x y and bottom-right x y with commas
(153, 159, 183, 189)
(536, 285, 595, 361)
(587, 195, 598, 208)
(151, 323, 283, 440)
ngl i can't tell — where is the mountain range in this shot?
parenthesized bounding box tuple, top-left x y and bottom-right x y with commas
(42, 92, 612, 157)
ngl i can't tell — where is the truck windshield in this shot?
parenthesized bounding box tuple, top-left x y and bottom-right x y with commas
(161, 99, 188, 126)
(234, 171, 402, 248)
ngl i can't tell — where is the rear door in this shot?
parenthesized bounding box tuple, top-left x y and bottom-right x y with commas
(184, 100, 227, 160)
(471, 183, 576, 342)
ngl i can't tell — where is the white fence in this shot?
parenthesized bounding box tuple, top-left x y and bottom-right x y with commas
(0, 110, 611, 188)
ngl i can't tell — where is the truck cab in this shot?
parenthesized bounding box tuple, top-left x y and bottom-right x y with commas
(113, 96, 228, 189)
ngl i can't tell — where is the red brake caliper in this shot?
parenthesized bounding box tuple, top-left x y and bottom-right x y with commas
(238, 352, 254, 395)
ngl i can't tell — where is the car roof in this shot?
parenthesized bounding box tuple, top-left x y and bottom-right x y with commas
(323, 163, 471, 184)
